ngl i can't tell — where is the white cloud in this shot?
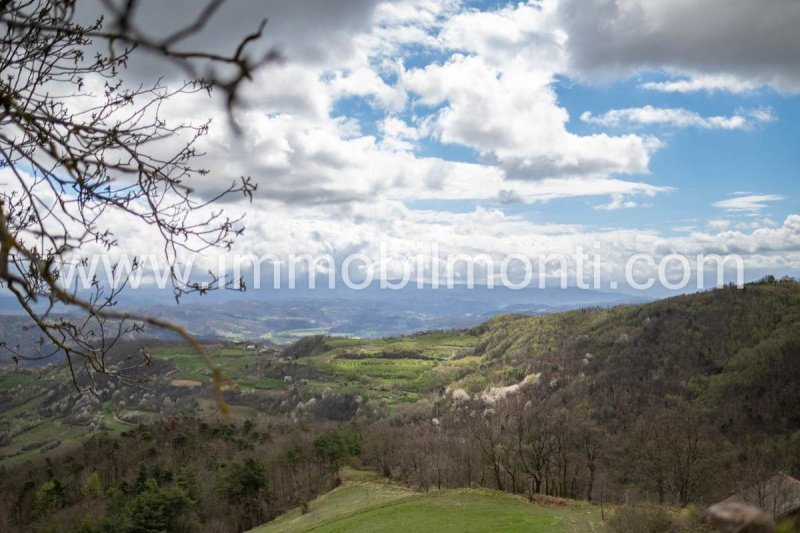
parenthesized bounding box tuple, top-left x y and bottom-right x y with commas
(671, 225, 697, 233)
(639, 74, 763, 94)
(438, 1, 566, 69)
(558, 0, 800, 92)
(41, 0, 793, 286)
(581, 106, 775, 130)
(713, 194, 785, 213)
(365, 0, 463, 57)
(243, 63, 332, 119)
(328, 66, 407, 111)
(228, 205, 800, 285)
(379, 116, 420, 152)
(8, 162, 795, 289)
(122, 0, 786, 215)
(405, 54, 660, 180)
(594, 194, 638, 211)
(707, 219, 732, 230)
(170, 89, 668, 207)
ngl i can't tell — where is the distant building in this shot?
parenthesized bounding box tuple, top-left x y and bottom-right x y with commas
(718, 473, 800, 525)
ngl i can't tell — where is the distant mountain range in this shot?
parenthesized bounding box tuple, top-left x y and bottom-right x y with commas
(155, 284, 648, 340)
(0, 284, 646, 361)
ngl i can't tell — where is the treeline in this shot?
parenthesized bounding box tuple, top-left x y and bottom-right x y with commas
(364, 396, 604, 500)
(357, 281, 800, 507)
(358, 280, 800, 509)
(363, 394, 705, 505)
(0, 418, 361, 532)
(362, 385, 799, 509)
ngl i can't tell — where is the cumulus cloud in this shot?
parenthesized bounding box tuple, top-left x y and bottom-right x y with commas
(557, 0, 800, 92)
(9, 153, 794, 289)
(79, 0, 383, 79)
(438, 1, 566, 69)
(159, 85, 669, 208)
(79, 0, 788, 212)
(379, 116, 420, 152)
(405, 55, 659, 180)
(328, 67, 407, 111)
(594, 194, 639, 211)
(45, 0, 795, 286)
(227, 205, 800, 285)
(580, 106, 775, 130)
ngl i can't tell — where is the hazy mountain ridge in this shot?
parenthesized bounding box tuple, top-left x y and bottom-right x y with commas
(0, 285, 644, 361)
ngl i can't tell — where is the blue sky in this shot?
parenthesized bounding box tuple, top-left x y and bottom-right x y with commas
(316, 0, 798, 254)
(558, 75, 799, 230)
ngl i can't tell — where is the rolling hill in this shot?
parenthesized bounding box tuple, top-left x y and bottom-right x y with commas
(2, 279, 799, 464)
(252, 469, 603, 533)
(1, 278, 798, 532)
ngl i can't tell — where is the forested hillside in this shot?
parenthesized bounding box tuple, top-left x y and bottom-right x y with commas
(467, 277, 800, 435)
(367, 278, 800, 509)
(0, 418, 363, 532)
(1, 279, 799, 531)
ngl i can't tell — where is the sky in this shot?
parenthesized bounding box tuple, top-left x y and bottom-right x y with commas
(24, 0, 800, 291)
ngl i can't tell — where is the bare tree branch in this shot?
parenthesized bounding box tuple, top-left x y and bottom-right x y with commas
(0, 0, 275, 402)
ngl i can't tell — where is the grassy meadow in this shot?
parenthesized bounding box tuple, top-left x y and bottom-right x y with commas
(253, 469, 604, 533)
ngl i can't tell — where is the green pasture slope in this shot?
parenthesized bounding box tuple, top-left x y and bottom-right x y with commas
(253, 470, 603, 533)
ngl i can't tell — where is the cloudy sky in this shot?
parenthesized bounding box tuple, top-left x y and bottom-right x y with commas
(77, 0, 800, 288)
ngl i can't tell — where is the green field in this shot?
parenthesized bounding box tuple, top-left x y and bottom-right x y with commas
(150, 332, 481, 403)
(289, 332, 480, 401)
(253, 470, 603, 533)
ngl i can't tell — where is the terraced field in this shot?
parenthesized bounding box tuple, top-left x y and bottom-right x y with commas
(152, 331, 481, 403)
(0, 330, 482, 463)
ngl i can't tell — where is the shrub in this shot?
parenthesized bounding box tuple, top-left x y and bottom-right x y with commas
(314, 393, 361, 421)
(313, 430, 363, 470)
(33, 479, 67, 517)
(82, 472, 104, 498)
(223, 458, 268, 502)
(126, 479, 193, 533)
(282, 335, 329, 359)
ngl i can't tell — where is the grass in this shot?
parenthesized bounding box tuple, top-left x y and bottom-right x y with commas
(271, 328, 332, 344)
(323, 332, 478, 359)
(152, 344, 263, 382)
(0, 418, 85, 464)
(237, 377, 286, 390)
(0, 372, 34, 389)
(252, 470, 603, 533)
(316, 358, 437, 381)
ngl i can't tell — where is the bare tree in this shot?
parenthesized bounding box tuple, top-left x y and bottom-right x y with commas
(0, 0, 277, 397)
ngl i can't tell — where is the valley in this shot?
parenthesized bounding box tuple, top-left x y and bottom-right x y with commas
(1, 279, 799, 531)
